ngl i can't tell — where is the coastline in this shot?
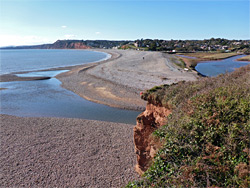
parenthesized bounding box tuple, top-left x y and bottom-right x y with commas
(1, 49, 199, 110)
(57, 49, 199, 110)
(176, 52, 243, 69)
(0, 50, 141, 187)
(0, 49, 113, 82)
(0, 49, 203, 187)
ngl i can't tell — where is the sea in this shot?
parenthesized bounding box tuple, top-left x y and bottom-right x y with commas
(0, 49, 141, 124)
(0, 49, 110, 74)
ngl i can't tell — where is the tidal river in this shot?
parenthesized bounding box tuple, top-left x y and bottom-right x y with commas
(195, 55, 250, 77)
(0, 49, 141, 124)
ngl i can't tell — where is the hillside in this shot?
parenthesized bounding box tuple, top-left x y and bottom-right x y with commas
(0, 40, 132, 50)
(129, 65, 250, 187)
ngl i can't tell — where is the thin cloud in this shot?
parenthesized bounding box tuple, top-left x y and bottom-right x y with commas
(61, 25, 67, 28)
(0, 35, 53, 47)
(95, 32, 101, 35)
(64, 34, 76, 39)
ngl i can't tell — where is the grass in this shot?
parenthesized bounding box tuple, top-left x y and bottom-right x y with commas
(236, 55, 250, 62)
(163, 53, 187, 69)
(127, 65, 250, 187)
(178, 52, 238, 60)
(174, 56, 200, 70)
(171, 57, 186, 69)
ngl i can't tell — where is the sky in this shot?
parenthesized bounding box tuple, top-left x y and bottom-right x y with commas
(0, 0, 249, 47)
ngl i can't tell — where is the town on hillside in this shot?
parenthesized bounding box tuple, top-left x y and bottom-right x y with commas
(120, 38, 250, 54)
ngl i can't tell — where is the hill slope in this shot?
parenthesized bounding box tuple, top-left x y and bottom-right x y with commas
(0, 40, 131, 50)
(129, 65, 250, 187)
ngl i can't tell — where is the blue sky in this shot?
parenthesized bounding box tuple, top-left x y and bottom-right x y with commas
(0, 0, 249, 46)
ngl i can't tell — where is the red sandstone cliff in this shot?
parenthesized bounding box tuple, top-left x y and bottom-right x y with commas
(133, 97, 171, 175)
(51, 40, 91, 49)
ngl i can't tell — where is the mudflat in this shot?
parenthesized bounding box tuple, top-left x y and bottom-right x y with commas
(0, 114, 138, 187)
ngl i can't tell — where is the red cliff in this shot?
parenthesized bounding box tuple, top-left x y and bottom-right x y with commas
(134, 97, 171, 175)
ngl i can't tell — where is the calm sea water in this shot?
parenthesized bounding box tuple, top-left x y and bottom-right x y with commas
(195, 55, 250, 77)
(0, 49, 141, 124)
(0, 49, 110, 74)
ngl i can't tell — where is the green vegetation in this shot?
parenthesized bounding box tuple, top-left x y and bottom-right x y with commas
(177, 58, 186, 68)
(134, 38, 250, 53)
(168, 55, 187, 69)
(119, 44, 137, 50)
(237, 55, 250, 62)
(3, 38, 249, 53)
(127, 65, 250, 187)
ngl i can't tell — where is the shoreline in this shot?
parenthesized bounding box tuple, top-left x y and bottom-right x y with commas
(1, 49, 199, 110)
(177, 53, 244, 69)
(0, 49, 212, 187)
(235, 55, 250, 62)
(1, 50, 249, 187)
(0, 49, 113, 82)
(57, 49, 199, 110)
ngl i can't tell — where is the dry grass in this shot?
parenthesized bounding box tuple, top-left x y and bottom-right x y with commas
(178, 52, 238, 69)
(179, 52, 238, 60)
(177, 57, 200, 68)
(236, 55, 250, 62)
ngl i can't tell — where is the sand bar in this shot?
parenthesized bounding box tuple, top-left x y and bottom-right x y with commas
(57, 49, 199, 110)
(1, 49, 198, 110)
(0, 49, 199, 187)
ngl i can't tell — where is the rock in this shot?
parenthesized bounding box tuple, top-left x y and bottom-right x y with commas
(133, 98, 171, 175)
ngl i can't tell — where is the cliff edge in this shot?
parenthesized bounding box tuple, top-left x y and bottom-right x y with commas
(131, 65, 250, 187)
(134, 96, 171, 175)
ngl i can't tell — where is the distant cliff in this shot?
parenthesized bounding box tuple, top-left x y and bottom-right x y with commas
(1, 40, 132, 50)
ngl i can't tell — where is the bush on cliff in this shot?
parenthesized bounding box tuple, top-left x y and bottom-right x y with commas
(127, 65, 250, 187)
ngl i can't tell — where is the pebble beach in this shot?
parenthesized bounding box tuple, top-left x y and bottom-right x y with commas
(0, 49, 198, 187)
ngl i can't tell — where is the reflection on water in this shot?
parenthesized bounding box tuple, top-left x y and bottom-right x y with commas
(0, 70, 141, 124)
(195, 55, 250, 77)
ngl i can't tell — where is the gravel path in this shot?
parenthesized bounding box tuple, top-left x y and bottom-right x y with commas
(0, 114, 138, 187)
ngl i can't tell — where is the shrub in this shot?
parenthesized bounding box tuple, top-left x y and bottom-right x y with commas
(127, 65, 250, 187)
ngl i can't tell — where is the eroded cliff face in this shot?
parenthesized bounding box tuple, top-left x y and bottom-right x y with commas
(134, 98, 171, 175)
(52, 41, 91, 49)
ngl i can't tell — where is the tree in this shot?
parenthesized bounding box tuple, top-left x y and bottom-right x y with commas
(149, 42, 157, 51)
